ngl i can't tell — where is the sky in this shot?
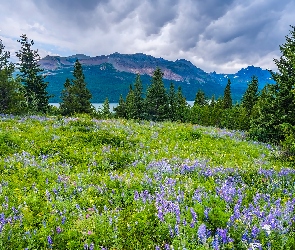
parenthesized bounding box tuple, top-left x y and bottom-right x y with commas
(0, 0, 294, 73)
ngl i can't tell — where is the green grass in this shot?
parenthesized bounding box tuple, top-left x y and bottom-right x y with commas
(0, 115, 294, 249)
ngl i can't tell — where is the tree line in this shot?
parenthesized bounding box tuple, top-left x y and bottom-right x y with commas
(0, 27, 295, 159)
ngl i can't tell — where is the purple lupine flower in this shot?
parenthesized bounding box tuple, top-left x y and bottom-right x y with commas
(204, 207, 210, 220)
(134, 191, 139, 200)
(155, 246, 160, 250)
(212, 236, 220, 250)
(89, 242, 94, 250)
(61, 216, 66, 224)
(190, 208, 197, 222)
(164, 244, 170, 250)
(217, 228, 228, 244)
(251, 225, 259, 239)
(47, 235, 53, 246)
(56, 226, 62, 234)
(174, 224, 179, 236)
(84, 244, 89, 250)
(169, 225, 174, 237)
(197, 223, 207, 243)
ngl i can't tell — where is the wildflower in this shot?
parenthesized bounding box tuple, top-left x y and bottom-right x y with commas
(56, 226, 62, 234)
(249, 242, 262, 250)
(47, 235, 53, 246)
(197, 223, 207, 243)
(262, 224, 271, 235)
(89, 242, 94, 250)
(251, 226, 259, 239)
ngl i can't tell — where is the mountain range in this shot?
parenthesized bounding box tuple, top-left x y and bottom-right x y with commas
(39, 53, 275, 103)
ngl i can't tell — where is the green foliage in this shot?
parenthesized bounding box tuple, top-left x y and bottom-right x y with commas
(114, 94, 127, 118)
(175, 86, 190, 122)
(59, 60, 94, 115)
(145, 68, 169, 121)
(249, 26, 295, 146)
(0, 39, 27, 114)
(194, 89, 207, 107)
(133, 74, 144, 119)
(101, 97, 111, 118)
(168, 82, 177, 121)
(241, 75, 259, 113)
(16, 34, 50, 113)
(223, 79, 232, 109)
(125, 85, 137, 119)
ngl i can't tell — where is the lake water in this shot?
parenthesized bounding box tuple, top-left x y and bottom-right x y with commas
(50, 101, 195, 111)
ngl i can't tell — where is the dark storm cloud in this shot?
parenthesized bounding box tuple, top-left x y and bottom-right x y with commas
(1, 0, 295, 72)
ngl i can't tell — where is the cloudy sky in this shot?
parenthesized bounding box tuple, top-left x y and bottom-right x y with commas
(0, 0, 294, 73)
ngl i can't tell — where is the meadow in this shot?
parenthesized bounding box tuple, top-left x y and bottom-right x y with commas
(0, 114, 294, 249)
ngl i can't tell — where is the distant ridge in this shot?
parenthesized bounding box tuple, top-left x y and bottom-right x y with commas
(39, 53, 274, 103)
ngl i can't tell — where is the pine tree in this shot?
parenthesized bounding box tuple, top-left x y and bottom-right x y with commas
(60, 78, 75, 115)
(168, 82, 177, 121)
(175, 86, 189, 122)
(114, 95, 126, 118)
(16, 34, 49, 113)
(223, 79, 232, 109)
(133, 74, 144, 119)
(102, 97, 111, 118)
(125, 85, 137, 119)
(0, 39, 27, 114)
(250, 26, 295, 144)
(72, 60, 93, 114)
(59, 60, 93, 115)
(241, 76, 259, 113)
(145, 68, 169, 121)
(194, 89, 207, 107)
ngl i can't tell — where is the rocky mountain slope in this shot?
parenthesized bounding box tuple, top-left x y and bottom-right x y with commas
(39, 53, 274, 103)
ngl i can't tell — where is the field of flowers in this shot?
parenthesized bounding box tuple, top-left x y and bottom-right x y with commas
(0, 114, 294, 249)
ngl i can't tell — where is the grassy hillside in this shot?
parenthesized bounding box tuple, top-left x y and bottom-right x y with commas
(0, 115, 294, 249)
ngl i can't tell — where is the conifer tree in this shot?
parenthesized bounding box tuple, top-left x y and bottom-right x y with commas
(241, 76, 259, 113)
(125, 85, 137, 119)
(133, 74, 144, 119)
(102, 97, 111, 118)
(168, 82, 177, 121)
(0, 39, 26, 114)
(250, 26, 295, 144)
(223, 79, 232, 109)
(59, 60, 93, 115)
(194, 89, 207, 107)
(16, 34, 49, 113)
(114, 95, 127, 118)
(175, 86, 189, 122)
(145, 68, 169, 121)
(60, 78, 75, 115)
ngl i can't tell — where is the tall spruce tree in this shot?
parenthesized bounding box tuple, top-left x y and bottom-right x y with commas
(16, 34, 49, 113)
(59, 60, 93, 115)
(241, 76, 259, 113)
(168, 82, 177, 121)
(250, 26, 295, 144)
(0, 39, 26, 114)
(102, 97, 111, 118)
(125, 85, 137, 119)
(114, 94, 126, 118)
(250, 26, 295, 146)
(133, 74, 144, 119)
(194, 89, 207, 107)
(175, 86, 189, 122)
(60, 78, 75, 115)
(145, 68, 169, 121)
(223, 79, 232, 109)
